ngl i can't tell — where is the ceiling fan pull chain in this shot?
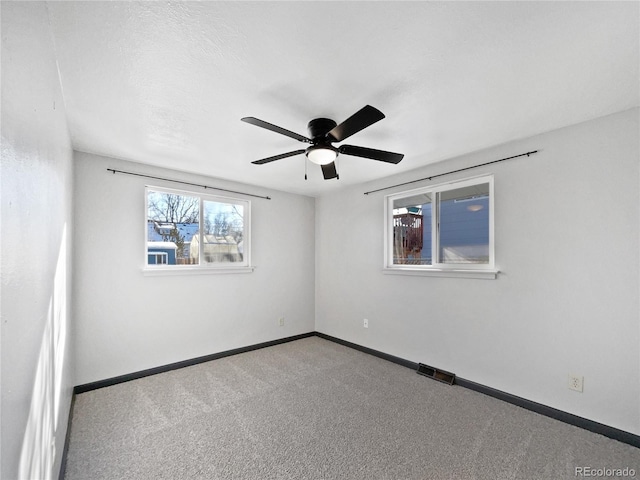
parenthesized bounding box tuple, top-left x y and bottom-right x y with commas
(305, 157, 308, 180)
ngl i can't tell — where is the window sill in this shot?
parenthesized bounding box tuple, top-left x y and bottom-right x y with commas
(383, 267, 498, 279)
(142, 266, 255, 276)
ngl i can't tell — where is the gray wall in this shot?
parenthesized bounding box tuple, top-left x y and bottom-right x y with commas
(315, 108, 640, 436)
(73, 152, 316, 385)
(1, 2, 75, 479)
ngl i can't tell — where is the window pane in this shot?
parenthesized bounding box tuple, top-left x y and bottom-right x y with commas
(392, 195, 432, 265)
(147, 191, 200, 265)
(200, 200, 244, 264)
(438, 183, 489, 264)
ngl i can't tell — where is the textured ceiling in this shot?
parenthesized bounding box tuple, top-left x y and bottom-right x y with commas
(47, 1, 639, 197)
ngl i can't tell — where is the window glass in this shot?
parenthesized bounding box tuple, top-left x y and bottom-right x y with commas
(200, 201, 245, 264)
(147, 191, 200, 265)
(392, 194, 432, 265)
(438, 183, 490, 264)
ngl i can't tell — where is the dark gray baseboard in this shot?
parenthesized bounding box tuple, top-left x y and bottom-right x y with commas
(314, 331, 419, 370)
(68, 330, 640, 451)
(58, 392, 76, 480)
(74, 332, 315, 394)
(316, 332, 640, 449)
(454, 377, 640, 448)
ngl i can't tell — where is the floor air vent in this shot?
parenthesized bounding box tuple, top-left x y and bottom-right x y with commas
(417, 363, 456, 385)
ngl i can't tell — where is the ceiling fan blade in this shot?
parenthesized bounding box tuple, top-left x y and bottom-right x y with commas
(321, 162, 338, 179)
(241, 117, 310, 143)
(339, 144, 404, 164)
(327, 105, 385, 142)
(251, 150, 305, 165)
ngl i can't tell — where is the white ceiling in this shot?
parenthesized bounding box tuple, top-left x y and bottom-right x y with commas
(47, 1, 639, 197)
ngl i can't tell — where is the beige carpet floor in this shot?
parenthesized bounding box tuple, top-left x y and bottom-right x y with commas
(64, 336, 640, 479)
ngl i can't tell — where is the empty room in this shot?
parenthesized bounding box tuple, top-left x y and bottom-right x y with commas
(2, 1, 639, 479)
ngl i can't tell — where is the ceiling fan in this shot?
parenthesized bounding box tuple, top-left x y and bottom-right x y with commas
(241, 105, 404, 180)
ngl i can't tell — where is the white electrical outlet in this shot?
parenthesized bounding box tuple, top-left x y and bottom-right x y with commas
(278, 317, 284, 327)
(363, 318, 369, 328)
(568, 374, 584, 392)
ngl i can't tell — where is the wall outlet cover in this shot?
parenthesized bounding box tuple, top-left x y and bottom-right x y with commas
(568, 374, 583, 392)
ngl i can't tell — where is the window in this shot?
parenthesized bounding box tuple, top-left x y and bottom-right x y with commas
(384, 175, 495, 278)
(145, 187, 251, 273)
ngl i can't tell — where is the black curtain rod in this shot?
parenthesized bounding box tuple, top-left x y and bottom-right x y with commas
(363, 150, 539, 196)
(106, 168, 271, 200)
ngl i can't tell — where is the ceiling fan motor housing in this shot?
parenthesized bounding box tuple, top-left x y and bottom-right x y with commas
(307, 118, 337, 143)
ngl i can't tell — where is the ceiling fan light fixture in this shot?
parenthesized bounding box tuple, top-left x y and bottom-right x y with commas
(306, 145, 338, 165)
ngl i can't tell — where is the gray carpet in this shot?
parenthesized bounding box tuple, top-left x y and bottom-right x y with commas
(64, 337, 640, 479)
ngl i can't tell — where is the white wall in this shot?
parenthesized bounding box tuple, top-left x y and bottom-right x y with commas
(73, 152, 315, 385)
(1, 2, 75, 479)
(316, 108, 640, 435)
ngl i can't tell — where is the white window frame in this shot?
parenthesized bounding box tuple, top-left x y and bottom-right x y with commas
(384, 175, 497, 279)
(143, 186, 252, 275)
